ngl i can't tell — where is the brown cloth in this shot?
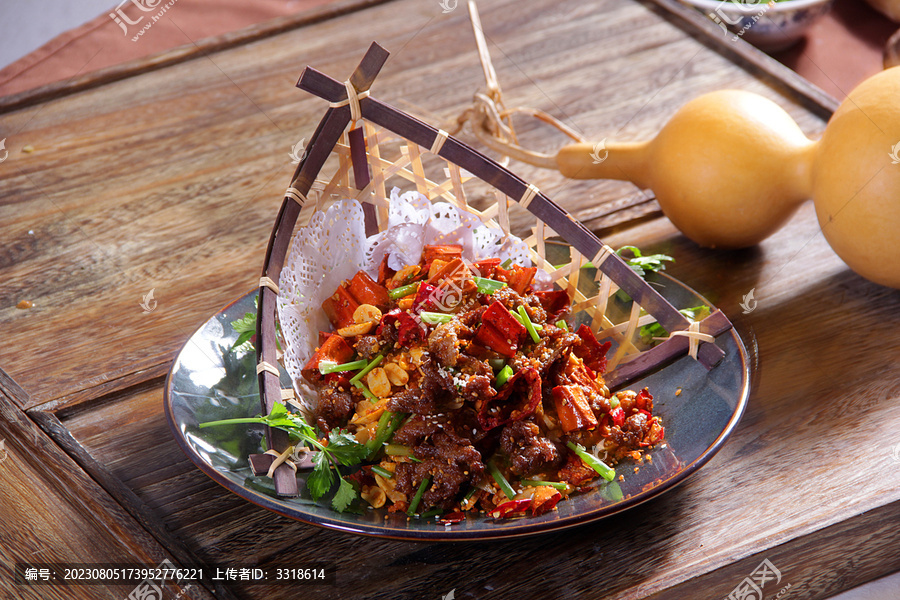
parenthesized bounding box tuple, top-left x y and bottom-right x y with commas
(0, 0, 335, 98)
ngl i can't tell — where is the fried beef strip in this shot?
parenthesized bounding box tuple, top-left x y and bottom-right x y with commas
(500, 420, 562, 476)
(394, 431, 485, 510)
(315, 380, 355, 432)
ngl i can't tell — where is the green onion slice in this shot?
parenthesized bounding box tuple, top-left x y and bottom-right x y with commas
(566, 441, 615, 481)
(495, 365, 514, 387)
(520, 479, 569, 490)
(488, 461, 516, 500)
(407, 476, 431, 516)
(319, 358, 368, 374)
(350, 354, 383, 384)
(384, 444, 413, 457)
(370, 465, 393, 479)
(388, 282, 420, 299)
(510, 309, 543, 331)
(474, 277, 506, 294)
(517, 305, 541, 344)
(365, 410, 405, 456)
(352, 380, 377, 401)
(555, 319, 569, 331)
(419, 311, 454, 325)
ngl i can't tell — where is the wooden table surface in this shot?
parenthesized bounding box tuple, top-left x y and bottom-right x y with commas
(1, 0, 898, 599)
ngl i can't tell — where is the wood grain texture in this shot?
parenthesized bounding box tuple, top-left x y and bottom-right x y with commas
(0, 370, 202, 599)
(644, 0, 840, 117)
(0, 0, 827, 410)
(28, 407, 240, 600)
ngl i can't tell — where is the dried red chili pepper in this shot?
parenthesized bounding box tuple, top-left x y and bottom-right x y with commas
(495, 265, 536, 294)
(322, 285, 359, 329)
(472, 300, 527, 358)
(530, 488, 562, 516)
(347, 271, 390, 310)
(573, 324, 612, 374)
(534, 290, 571, 320)
(635, 388, 653, 412)
(477, 367, 542, 430)
(552, 385, 599, 433)
(301, 334, 355, 384)
(609, 406, 625, 428)
(378, 309, 425, 347)
(489, 498, 531, 519)
(438, 511, 467, 524)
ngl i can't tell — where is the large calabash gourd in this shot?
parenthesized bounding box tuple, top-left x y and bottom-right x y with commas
(554, 67, 900, 288)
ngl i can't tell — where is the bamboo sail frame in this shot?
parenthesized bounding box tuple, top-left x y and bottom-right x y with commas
(253, 43, 733, 497)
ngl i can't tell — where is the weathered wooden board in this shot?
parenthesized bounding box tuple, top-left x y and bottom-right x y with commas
(5, 0, 898, 598)
(0, 370, 209, 599)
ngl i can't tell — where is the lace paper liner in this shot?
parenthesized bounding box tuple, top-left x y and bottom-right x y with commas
(277, 188, 533, 411)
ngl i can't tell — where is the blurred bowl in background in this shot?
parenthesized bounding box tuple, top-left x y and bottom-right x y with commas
(865, 0, 900, 22)
(677, 0, 836, 52)
(886, 28, 900, 68)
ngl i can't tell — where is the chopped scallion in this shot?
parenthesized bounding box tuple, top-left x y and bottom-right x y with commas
(510, 309, 543, 332)
(366, 410, 403, 456)
(555, 319, 568, 331)
(370, 465, 393, 479)
(520, 479, 569, 490)
(566, 441, 615, 481)
(517, 305, 541, 344)
(352, 380, 377, 401)
(474, 277, 506, 294)
(388, 282, 420, 299)
(407, 476, 431, 516)
(319, 358, 368, 374)
(500, 258, 513, 269)
(419, 311, 454, 325)
(385, 444, 413, 457)
(489, 461, 516, 500)
(600, 480, 624, 502)
(495, 365, 514, 387)
(350, 354, 383, 384)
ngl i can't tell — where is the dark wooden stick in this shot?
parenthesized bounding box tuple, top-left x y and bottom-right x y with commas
(604, 310, 732, 390)
(349, 126, 379, 236)
(256, 42, 389, 497)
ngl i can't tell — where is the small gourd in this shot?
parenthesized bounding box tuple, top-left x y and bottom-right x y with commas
(478, 68, 900, 288)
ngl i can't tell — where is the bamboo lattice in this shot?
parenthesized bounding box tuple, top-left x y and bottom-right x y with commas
(253, 43, 733, 496)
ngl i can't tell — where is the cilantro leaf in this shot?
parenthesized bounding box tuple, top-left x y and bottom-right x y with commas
(332, 477, 358, 512)
(231, 312, 257, 334)
(616, 245, 674, 278)
(199, 401, 368, 506)
(230, 295, 282, 352)
(307, 450, 334, 501)
(639, 305, 711, 346)
(327, 430, 370, 466)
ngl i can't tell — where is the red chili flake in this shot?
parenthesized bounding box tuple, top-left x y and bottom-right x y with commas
(489, 498, 531, 519)
(438, 511, 467, 525)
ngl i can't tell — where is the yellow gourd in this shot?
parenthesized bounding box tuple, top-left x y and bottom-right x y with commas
(459, 1, 900, 287)
(553, 68, 900, 288)
(557, 90, 816, 250)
